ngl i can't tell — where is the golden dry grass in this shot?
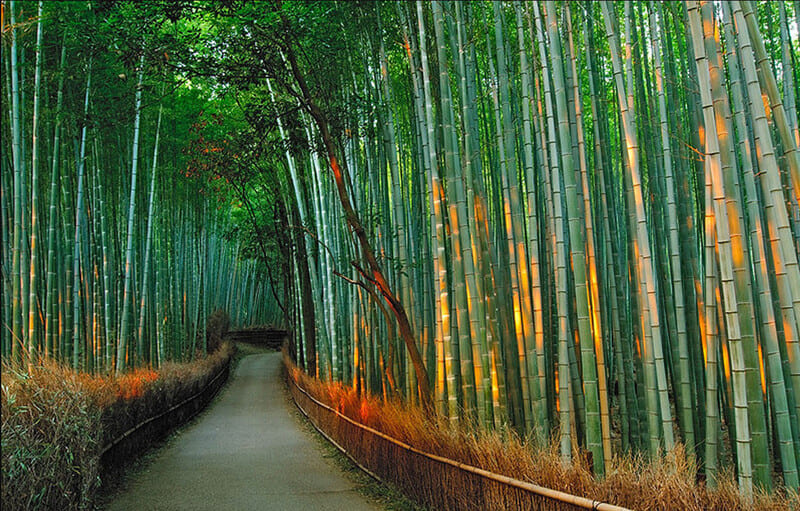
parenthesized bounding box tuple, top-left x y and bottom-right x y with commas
(285, 354, 798, 511)
(1, 359, 101, 510)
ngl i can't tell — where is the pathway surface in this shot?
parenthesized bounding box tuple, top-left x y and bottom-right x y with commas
(106, 351, 380, 511)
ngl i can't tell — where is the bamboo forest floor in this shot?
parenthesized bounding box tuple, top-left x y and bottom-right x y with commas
(103, 350, 382, 511)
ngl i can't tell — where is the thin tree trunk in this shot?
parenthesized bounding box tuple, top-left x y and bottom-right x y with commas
(280, 30, 432, 408)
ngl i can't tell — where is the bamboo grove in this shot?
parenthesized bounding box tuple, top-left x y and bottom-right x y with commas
(4, 0, 800, 500)
(1, 2, 279, 376)
(217, 0, 800, 496)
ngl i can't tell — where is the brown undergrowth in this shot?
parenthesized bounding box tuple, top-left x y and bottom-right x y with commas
(1, 342, 234, 511)
(285, 354, 797, 511)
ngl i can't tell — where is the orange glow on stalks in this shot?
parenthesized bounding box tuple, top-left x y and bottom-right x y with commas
(490, 350, 500, 405)
(762, 93, 771, 119)
(634, 333, 642, 359)
(757, 343, 766, 396)
(699, 306, 708, 365)
(554, 368, 560, 412)
(352, 342, 360, 389)
(721, 338, 732, 383)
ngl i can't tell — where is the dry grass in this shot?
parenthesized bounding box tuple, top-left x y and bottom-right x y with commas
(285, 354, 798, 511)
(1, 360, 101, 510)
(1, 342, 234, 511)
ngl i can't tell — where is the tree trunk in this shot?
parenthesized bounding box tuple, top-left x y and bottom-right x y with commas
(281, 35, 432, 409)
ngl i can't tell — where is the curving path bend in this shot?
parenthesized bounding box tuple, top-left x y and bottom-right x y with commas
(106, 351, 380, 511)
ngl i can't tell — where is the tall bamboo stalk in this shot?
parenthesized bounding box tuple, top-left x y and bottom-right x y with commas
(116, 54, 145, 374)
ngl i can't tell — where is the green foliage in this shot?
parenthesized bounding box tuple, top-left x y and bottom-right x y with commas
(1, 0, 279, 372)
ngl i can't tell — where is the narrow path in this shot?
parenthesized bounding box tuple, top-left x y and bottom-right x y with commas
(106, 352, 381, 511)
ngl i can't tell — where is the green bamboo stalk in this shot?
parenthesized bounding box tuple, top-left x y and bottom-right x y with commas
(416, 0, 455, 420)
(779, 1, 798, 148)
(602, 0, 675, 454)
(94, 136, 114, 371)
(585, 3, 631, 453)
(9, 0, 24, 364)
(515, 2, 547, 439)
(700, 0, 770, 487)
(26, 1, 44, 369)
(740, 1, 800, 204)
(721, 1, 799, 488)
(704, 160, 720, 485)
(543, 0, 604, 474)
(72, 63, 92, 370)
(494, 2, 536, 433)
(267, 78, 317, 375)
(731, 0, 800, 486)
(116, 53, 145, 374)
(533, 0, 572, 460)
(566, 3, 613, 473)
(376, 14, 415, 402)
(463, 1, 506, 425)
(45, 41, 67, 360)
(137, 99, 163, 360)
(649, 1, 696, 457)
(432, 0, 477, 418)
(687, 0, 753, 493)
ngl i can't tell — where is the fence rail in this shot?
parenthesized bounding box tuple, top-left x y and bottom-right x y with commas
(288, 373, 630, 511)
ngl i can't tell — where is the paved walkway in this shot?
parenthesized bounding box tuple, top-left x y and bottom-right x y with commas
(107, 352, 380, 511)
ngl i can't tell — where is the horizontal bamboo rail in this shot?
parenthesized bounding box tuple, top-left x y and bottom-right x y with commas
(289, 373, 631, 511)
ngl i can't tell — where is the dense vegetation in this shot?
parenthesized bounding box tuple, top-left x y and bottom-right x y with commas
(1, 1, 278, 376)
(4, 0, 800, 503)
(2, 5, 275, 506)
(287, 353, 795, 510)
